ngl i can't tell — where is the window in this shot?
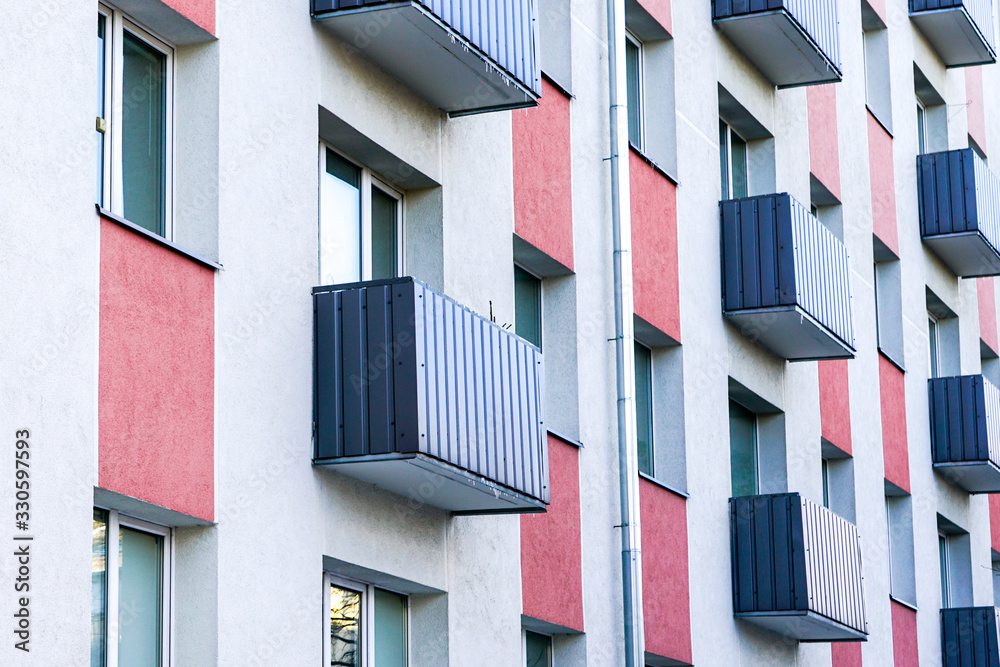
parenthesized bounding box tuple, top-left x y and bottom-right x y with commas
(719, 120, 748, 200)
(729, 400, 758, 496)
(514, 266, 543, 348)
(928, 313, 941, 378)
(634, 342, 654, 476)
(886, 491, 917, 606)
(939, 532, 952, 607)
(821, 458, 830, 508)
(874, 256, 904, 367)
(325, 574, 408, 667)
(524, 631, 552, 667)
(320, 146, 403, 286)
(625, 32, 643, 149)
(916, 99, 927, 154)
(91, 508, 171, 667)
(97, 6, 173, 237)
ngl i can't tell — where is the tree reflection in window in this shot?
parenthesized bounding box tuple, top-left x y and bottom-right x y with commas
(330, 585, 361, 667)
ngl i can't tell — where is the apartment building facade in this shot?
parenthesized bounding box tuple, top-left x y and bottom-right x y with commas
(6, 0, 1000, 664)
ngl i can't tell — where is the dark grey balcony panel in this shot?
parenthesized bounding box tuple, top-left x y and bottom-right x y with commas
(919, 149, 1000, 276)
(314, 277, 549, 514)
(721, 193, 855, 361)
(730, 493, 868, 642)
(312, 0, 540, 115)
(929, 375, 1000, 493)
(712, 0, 842, 87)
(910, 0, 996, 67)
(941, 607, 1000, 667)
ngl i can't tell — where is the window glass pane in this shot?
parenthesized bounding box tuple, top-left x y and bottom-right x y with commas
(730, 131, 748, 198)
(514, 267, 542, 349)
(374, 588, 407, 667)
(719, 120, 729, 199)
(928, 317, 939, 378)
(97, 15, 106, 207)
(939, 534, 950, 607)
(821, 459, 830, 508)
(917, 103, 926, 154)
(91, 509, 108, 667)
(321, 150, 363, 285)
(118, 526, 163, 667)
(525, 631, 552, 667)
(121, 31, 166, 236)
(625, 38, 641, 148)
(634, 342, 654, 476)
(331, 585, 362, 667)
(729, 401, 758, 497)
(371, 186, 398, 282)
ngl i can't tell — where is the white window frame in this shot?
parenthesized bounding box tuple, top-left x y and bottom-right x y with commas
(916, 98, 927, 154)
(928, 313, 941, 379)
(319, 143, 405, 283)
(940, 531, 952, 608)
(720, 120, 748, 200)
(98, 4, 175, 237)
(98, 508, 173, 667)
(729, 400, 760, 496)
(625, 30, 644, 150)
(522, 628, 553, 667)
(634, 340, 655, 477)
(513, 264, 544, 349)
(323, 573, 410, 667)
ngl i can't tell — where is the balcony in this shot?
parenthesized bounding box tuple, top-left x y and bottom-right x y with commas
(312, 0, 540, 116)
(711, 0, 842, 87)
(730, 493, 868, 642)
(919, 149, 1000, 277)
(313, 278, 549, 514)
(929, 375, 1000, 493)
(910, 0, 996, 67)
(941, 607, 1000, 666)
(721, 193, 855, 361)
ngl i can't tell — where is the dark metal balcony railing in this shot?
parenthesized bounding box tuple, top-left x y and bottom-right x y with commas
(313, 278, 549, 514)
(910, 0, 996, 67)
(929, 375, 1000, 493)
(731, 493, 868, 642)
(312, 0, 540, 115)
(941, 607, 1000, 667)
(721, 193, 855, 361)
(919, 149, 1000, 277)
(712, 0, 842, 87)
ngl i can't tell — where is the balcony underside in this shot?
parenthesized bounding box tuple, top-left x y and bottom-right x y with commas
(314, 452, 547, 514)
(934, 460, 1000, 493)
(314, 2, 537, 115)
(924, 232, 1000, 277)
(725, 305, 855, 361)
(911, 8, 996, 67)
(736, 610, 867, 642)
(714, 10, 841, 88)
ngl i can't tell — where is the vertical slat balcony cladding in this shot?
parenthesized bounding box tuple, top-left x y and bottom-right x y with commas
(311, 0, 540, 115)
(313, 277, 549, 514)
(941, 607, 1000, 667)
(919, 149, 1000, 277)
(929, 375, 1000, 493)
(721, 193, 855, 361)
(711, 0, 841, 87)
(910, 0, 996, 67)
(730, 493, 868, 642)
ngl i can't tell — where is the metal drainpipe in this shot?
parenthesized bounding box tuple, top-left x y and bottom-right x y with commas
(606, 0, 645, 662)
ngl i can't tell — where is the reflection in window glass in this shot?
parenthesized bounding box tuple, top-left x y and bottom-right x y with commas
(719, 120, 729, 199)
(514, 267, 542, 349)
(321, 150, 363, 285)
(91, 509, 108, 667)
(939, 533, 951, 608)
(331, 585, 362, 667)
(730, 130, 748, 198)
(121, 31, 167, 236)
(370, 186, 398, 282)
(625, 36, 642, 148)
(525, 631, 552, 667)
(729, 400, 758, 497)
(634, 342, 654, 476)
(374, 589, 407, 667)
(117, 526, 163, 667)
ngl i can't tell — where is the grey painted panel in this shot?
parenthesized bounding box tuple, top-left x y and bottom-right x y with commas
(314, 278, 549, 511)
(721, 193, 855, 360)
(712, 0, 841, 86)
(730, 493, 867, 640)
(313, 0, 540, 114)
(940, 607, 1000, 667)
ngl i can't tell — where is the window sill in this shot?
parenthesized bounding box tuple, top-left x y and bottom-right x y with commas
(96, 205, 222, 271)
(889, 594, 918, 612)
(547, 428, 584, 448)
(541, 71, 574, 100)
(628, 144, 679, 185)
(639, 471, 690, 499)
(878, 348, 906, 373)
(866, 105, 894, 138)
